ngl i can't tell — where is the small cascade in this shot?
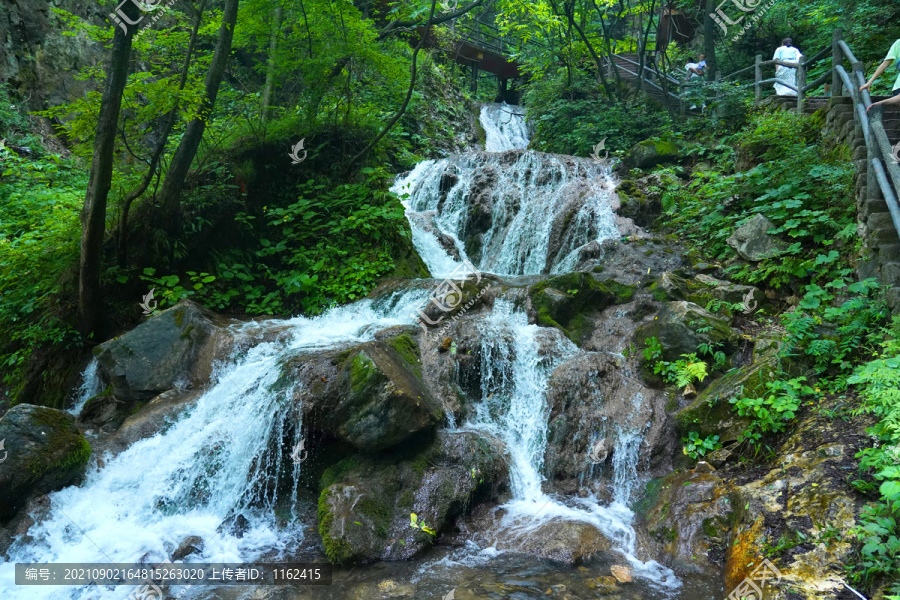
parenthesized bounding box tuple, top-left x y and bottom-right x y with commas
(479, 103, 530, 152)
(394, 152, 620, 277)
(69, 357, 102, 416)
(0, 289, 429, 600)
(462, 300, 679, 590)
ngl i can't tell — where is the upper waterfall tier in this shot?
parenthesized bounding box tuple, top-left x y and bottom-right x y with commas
(480, 103, 530, 152)
(394, 151, 621, 278)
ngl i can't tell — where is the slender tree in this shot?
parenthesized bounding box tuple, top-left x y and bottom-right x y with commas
(155, 0, 240, 237)
(77, 2, 140, 336)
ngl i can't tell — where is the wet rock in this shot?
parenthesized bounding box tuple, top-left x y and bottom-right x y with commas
(94, 300, 233, 401)
(75, 387, 131, 433)
(287, 331, 443, 452)
(636, 469, 735, 576)
(726, 214, 787, 261)
(544, 352, 674, 491)
(316, 430, 506, 563)
(506, 519, 614, 564)
(610, 565, 633, 582)
(622, 138, 683, 169)
(633, 301, 739, 365)
(0, 405, 91, 520)
(217, 513, 250, 539)
(407, 212, 461, 260)
(0, 494, 51, 558)
(613, 172, 680, 226)
(171, 535, 204, 561)
(722, 411, 871, 599)
(693, 461, 716, 473)
(528, 273, 636, 344)
(107, 388, 203, 454)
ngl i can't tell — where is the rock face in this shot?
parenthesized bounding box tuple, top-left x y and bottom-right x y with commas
(726, 214, 787, 261)
(94, 301, 232, 402)
(317, 431, 507, 563)
(633, 301, 740, 365)
(285, 332, 443, 452)
(622, 139, 683, 169)
(0, 405, 91, 520)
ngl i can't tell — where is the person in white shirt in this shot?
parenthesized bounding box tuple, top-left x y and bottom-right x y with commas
(773, 38, 803, 96)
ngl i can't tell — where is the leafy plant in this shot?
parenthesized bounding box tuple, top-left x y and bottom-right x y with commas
(730, 377, 813, 443)
(682, 431, 722, 460)
(409, 513, 436, 536)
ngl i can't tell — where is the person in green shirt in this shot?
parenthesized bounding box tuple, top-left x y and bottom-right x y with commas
(860, 39, 900, 97)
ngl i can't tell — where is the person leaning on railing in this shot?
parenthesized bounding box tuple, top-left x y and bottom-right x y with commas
(860, 38, 900, 99)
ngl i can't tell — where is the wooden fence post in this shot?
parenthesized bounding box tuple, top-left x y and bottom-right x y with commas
(796, 57, 806, 113)
(832, 28, 844, 97)
(754, 54, 762, 102)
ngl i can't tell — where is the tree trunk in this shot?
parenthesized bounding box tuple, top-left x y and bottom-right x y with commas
(77, 3, 138, 336)
(117, 0, 207, 268)
(704, 0, 717, 82)
(156, 0, 239, 237)
(261, 4, 283, 122)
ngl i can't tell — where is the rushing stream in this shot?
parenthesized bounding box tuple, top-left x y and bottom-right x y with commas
(1, 104, 721, 599)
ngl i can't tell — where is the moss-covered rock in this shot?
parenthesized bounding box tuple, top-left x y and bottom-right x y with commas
(94, 300, 232, 401)
(622, 138, 684, 169)
(285, 330, 442, 453)
(0, 404, 92, 520)
(528, 273, 636, 344)
(633, 301, 739, 365)
(316, 431, 506, 564)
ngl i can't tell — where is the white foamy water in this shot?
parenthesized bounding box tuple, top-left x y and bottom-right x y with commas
(0, 290, 429, 600)
(460, 300, 680, 591)
(394, 152, 620, 277)
(69, 358, 102, 416)
(480, 103, 530, 152)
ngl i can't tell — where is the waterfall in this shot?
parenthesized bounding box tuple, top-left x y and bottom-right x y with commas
(69, 358, 101, 416)
(479, 103, 530, 152)
(0, 290, 429, 600)
(394, 152, 620, 277)
(461, 300, 679, 590)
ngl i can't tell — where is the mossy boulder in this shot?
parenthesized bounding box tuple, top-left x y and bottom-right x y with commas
(0, 405, 91, 520)
(637, 469, 738, 576)
(633, 301, 739, 365)
(94, 300, 232, 401)
(528, 273, 636, 344)
(726, 213, 788, 262)
(287, 331, 442, 453)
(317, 431, 506, 563)
(622, 138, 683, 169)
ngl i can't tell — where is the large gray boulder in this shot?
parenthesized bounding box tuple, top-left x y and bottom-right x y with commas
(726, 214, 787, 261)
(317, 431, 507, 563)
(285, 331, 444, 452)
(0, 405, 91, 520)
(633, 301, 740, 364)
(622, 139, 683, 169)
(94, 301, 232, 401)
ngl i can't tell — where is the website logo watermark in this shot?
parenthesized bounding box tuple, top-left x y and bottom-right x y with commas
(412, 260, 491, 336)
(288, 139, 307, 164)
(139, 289, 158, 315)
(590, 139, 609, 161)
(109, 0, 176, 38)
(891, 140, 900, 164)
(0, 439, 7, 464)
(726, 558, 781, 600)
(290, 438, 308, 465)
(741, 288, 758, 314)
(709, 0, 778, 41)
(588, 437, 608, 463)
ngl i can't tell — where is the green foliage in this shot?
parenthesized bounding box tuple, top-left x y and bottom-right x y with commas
(782, 278, 886, 379)
(848, 319, 900, 588)
(523, 71, 674, 157)
(730, 377, 812, 443)
(682, 431, 722, 460)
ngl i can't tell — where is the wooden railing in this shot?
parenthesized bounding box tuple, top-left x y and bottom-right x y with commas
(616, 29, 900, 244)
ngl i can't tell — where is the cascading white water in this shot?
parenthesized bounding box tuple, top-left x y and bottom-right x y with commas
(0, 290, 429, 600)
(461, 300, 679, 590)
(394, 152, 620, 277)
(479, 103, 530, 152)
(69, 358, 102, 416)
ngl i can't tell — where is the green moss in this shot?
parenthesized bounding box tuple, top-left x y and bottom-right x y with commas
(399, 490, 414, 507)
(388, 334, 422, 376)
(320, 458, 359, 489)
(655, 139, 679, 156)
(174, 308, 186, 328)
(25, 408, 92, 480)
(633, 477, 666, 517)
(317, 489, 354, 564)
(348, 352, 380, 397)
(357, 496, 391, 537)
(702, 517, 720, 538)
(410, 454, 430, 476)
(179, 324, 195, 340)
